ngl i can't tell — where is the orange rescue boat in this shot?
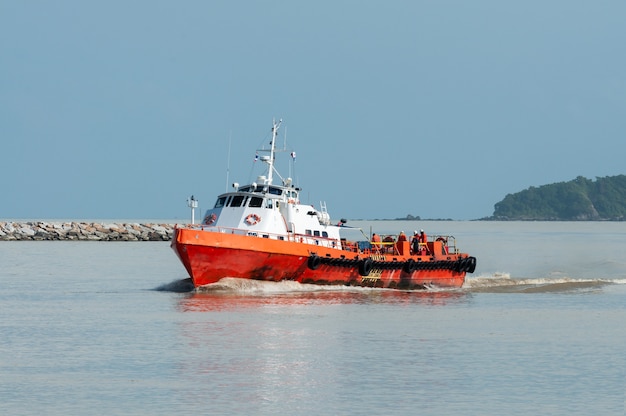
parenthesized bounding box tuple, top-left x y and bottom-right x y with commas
(171, 119, 476, 290)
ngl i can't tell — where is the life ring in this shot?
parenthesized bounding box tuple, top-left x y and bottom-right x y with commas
(245, 213, 261, 225)
(204, 213, 217, 225)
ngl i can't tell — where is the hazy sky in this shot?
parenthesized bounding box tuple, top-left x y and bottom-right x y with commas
(2, 1, 625, 220)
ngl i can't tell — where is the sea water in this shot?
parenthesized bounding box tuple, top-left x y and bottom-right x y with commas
(0, 221, 624, 415)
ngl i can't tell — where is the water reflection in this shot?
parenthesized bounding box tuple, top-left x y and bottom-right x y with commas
(172, 282, 469, 412)
(177, 285, 469, 312)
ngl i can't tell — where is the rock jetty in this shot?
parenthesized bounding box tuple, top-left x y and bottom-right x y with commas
(0, 221, 176, 241)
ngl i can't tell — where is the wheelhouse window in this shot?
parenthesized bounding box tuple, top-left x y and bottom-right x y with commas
(249, 197, 263, 208)
(268, 186, 283, 195)
(214, 196, 227, 208)
(229, 195, 246, 207)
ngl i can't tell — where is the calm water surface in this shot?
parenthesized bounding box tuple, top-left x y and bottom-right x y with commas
(1, 221, 624, 415)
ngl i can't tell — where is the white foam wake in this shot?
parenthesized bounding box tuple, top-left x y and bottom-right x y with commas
(158, 274, 625, 295)
(195, 277, 379, 294)
(463, 274, 625, 292)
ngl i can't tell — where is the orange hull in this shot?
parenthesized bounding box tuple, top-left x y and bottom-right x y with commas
(172, 227, 471, 290)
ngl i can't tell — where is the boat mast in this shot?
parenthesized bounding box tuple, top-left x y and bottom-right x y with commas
(267, 118, 281, 185)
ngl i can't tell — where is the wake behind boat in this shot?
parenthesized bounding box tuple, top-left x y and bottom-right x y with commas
(171, 119, 476, 290)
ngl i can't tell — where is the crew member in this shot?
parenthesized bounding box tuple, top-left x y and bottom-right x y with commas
(419, 229, 427, 243)
(411, 231, 420, 254)
(371, 233, 381, 253)
(419, 229, 428, 254)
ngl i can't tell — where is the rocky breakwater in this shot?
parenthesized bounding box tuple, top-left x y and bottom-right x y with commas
(0, 222, 175, 241)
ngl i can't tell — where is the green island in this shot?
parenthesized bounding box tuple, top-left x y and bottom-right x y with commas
(485, 175, 626, 221)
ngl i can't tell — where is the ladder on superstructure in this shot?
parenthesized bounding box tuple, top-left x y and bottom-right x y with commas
(319, 201, 331, 225)
(320, 201, 328, 216)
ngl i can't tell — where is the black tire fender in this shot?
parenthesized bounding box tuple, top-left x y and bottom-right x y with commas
(359, 258, 373, 276)
(404, 258, 417, 273)
(466, 256, 477, 273)
(308, 255, 321, 270)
